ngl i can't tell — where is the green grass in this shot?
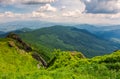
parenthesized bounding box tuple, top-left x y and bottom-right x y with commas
(0, 38, 120, 79)
(0, 38, 39, 74)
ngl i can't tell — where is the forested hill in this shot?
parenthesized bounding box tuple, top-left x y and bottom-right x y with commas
(19, 26, 120, 57)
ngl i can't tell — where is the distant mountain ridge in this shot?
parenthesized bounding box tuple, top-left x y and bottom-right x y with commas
(0, 21, 76, 32)
(19, 26, 120, 57)
(75, 24, 120, 32)
(75, 24, 120, 43)
(95, 29, 120, 43)
(1, 21, 120, 32)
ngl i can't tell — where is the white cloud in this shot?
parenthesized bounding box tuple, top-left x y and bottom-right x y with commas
(0, 13, 4, 17)
(62, 9, 82, 17)
(32, 11, 46, 17)
(37, 4, 57, 12)
(0, 10, 120, 25)
(0, 10, 54, 20)
(32, 11, 53, 18)
(61, 6, 66, 9)
(52, 0, 85, 13)
(0, 0, 120, 25)
(86, 0, 91, 2)
(4, 11, 15, 17)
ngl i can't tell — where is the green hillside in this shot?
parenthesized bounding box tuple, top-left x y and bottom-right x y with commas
(0, 38, 39, 77)
(20, 26, 120, 58)
(0, 36, 120, 79)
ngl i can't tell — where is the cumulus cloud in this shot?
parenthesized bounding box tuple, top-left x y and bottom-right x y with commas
(4, 11, 15, 17)
(0, 11, 25, 18)
(0, 10, 54, 20)
(32, 11, 54, 18)
(55, 0, 85, 12)
(82, 0, 120, 14)
(0, 0, 120, 24)
(37, 4, 57, 12)
(62, 9, 82, 17)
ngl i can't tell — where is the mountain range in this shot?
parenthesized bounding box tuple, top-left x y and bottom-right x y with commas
(75, 24, 120, 43)
(0, 23, 120, 58)
(1, 21, 120, 32)
(19, 26, 120, 57)
(75, 24, 120, 32)
(0, 21, 76, 32)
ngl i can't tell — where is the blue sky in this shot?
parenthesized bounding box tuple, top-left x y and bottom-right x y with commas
(0, 0, 120, 24)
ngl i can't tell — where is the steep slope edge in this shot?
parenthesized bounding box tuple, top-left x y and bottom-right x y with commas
(6, 33, 48, 67)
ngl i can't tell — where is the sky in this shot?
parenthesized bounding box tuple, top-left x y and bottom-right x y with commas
(0, 0, 120, 24)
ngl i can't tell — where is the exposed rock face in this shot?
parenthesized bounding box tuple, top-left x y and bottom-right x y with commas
(7, 33, 48, 67)
(8, 41, 15, 47)
(7, 32, 32, 52)
(32, 52, 48, 67)
(70, 51, 86, 58)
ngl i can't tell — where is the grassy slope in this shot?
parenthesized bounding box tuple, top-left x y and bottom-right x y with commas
(20, 26, 120, 58)
(0, 38, 120, 79)
(0, 38, 39, 76)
